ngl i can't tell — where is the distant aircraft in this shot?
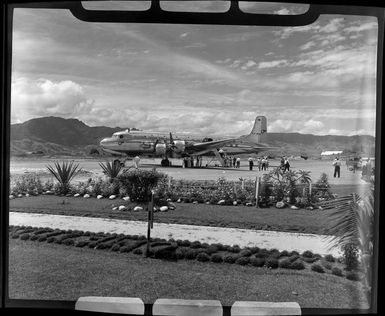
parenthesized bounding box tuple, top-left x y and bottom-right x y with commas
(99, 116, 276, 167)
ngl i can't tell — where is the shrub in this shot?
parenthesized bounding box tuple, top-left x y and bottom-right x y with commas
(239, 250, 252, 257)
(324, 254, 335, 262)
(279, 250, 290, 257)
(231, 246, 241, 253)
(175, 248, 185, 259)
(10, 173, 44, 195)
(75, 241, 89, 248)
(322, 261, 332, 270)
(111, 244, 120, 252)
(196, 252, 210, 262)
(311, 264, 325, 273)
(206, 245, 219, 255)
(279, 259, 292, 269)
(235, 257, 250, 266)
(265, 257, 279, 269)
(346, 272, 361, 281)
(288, 255, 300, 263)
(332, 267, 343, 277)
(250, 257, 265, 267)
(223, 254, 239, 264)
(133, 248, 143, 255)
(289, 250, 300, 256)
(290, 260, 306, 270)
(118, 168, 166, 202)
(249, 247, 260, 254)
(180, 240, 191, 247)
(185, 249, 198, 260)
(211, 254, 223, 263)
(153, 245, 178, 261)
(62, 239, 75, 246)
(190, 241, 202, 249)
(20, 233, 30, 240)
(302, 250, 314, 258)
(303, 257, 319, 264)
(268, 249, 281, 259)
(343, 243, 360, 271)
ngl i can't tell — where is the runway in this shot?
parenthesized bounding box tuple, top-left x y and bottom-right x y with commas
(11, 157, 368, 185)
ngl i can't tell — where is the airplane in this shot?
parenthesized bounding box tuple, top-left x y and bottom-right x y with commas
(99, 116, 277, 167)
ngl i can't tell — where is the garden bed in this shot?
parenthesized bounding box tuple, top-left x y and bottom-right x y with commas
(9, 195, 336, 234)
(10, 225, 365, 283)
(8, 237, 369, 309)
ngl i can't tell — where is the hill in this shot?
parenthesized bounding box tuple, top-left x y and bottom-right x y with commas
(10, 116, 376, 158)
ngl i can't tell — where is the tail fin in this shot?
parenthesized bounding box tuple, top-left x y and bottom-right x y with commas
(243, 116, 267, 144)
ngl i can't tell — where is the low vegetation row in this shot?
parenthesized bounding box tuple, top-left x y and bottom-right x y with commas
(10, 225, 364, 283)
(10, 161, 337, 210)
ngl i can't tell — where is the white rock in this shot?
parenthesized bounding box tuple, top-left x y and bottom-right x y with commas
(17, 194, 23, 198)
(25, 193, 30, 197)
(306, 206, 314, 210)
(160, 206, 169, 212)
(290, 205, 299, 210)
(206, 201, 210, 204)
(166, 198, 172, 202)
(97, 195, 103, 199)
(74, 193, 80, 197)
(118, 205, 127, 211)
(112, 207, 118, 211)
(9, 195, 15, 200)
(83, 194, 90, 198)
(45, 191, 53, 195)
(192, 201, 198, 204)
(109, 195, 116, 200)
(122, 196, 130, 201)
(134, 206, 143, 212)
(246, 202, 253, 207)
(276, 201, 286, 209)
(233, 201, 238, 206)
(217, 200, 225, 205)
(177, 198, 182, 203)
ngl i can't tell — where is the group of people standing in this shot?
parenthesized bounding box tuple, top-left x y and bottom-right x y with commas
(247, 156, 270, 171)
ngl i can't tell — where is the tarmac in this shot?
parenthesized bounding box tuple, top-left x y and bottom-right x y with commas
(10, 211, 341, 257)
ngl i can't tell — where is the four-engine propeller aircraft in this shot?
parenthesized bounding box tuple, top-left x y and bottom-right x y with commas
(100, 116, 276, 167)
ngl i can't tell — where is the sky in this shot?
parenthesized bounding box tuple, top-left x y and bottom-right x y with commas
(10, 1, 378, 137)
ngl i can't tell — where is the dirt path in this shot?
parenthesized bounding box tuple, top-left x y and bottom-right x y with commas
(10, 211, 341, 256)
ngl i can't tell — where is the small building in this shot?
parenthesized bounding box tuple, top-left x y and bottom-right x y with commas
(320, 150, 343, 159)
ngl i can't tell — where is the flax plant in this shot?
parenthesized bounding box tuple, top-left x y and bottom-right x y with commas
(99, 160, 124, 182)
(46, 161, 82, 194)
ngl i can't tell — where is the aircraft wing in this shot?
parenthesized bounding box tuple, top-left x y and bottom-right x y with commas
(186, 138, 277, 156)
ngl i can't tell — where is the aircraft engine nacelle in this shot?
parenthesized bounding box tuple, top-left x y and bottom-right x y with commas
(172, 140, 186, 154)
(155, 143, 167, 155)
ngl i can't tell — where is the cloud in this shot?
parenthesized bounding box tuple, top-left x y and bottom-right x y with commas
(11, 77, 94, 124)
(258, 59, 288, 69)
(344, 21, 378, 33)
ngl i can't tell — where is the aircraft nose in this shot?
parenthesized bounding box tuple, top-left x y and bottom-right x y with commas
(100, 138, 109, 146)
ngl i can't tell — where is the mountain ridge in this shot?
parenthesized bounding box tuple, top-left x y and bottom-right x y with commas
(10, 116, 376, 157)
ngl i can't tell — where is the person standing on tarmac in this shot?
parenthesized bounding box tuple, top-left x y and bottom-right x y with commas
(248, 157, 254, 171)
(236, 157, 241, 168)
(333, 157, 341, 178)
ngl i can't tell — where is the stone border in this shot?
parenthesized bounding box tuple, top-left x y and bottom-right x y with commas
(75, 297, 144, 314)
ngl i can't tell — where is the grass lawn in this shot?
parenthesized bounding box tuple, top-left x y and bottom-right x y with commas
(10, 195, 337, 234)
(8, 239, 369, 309)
